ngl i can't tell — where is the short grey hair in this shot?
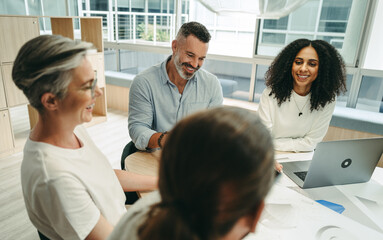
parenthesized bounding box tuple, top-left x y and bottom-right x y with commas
(12, 34, 93, 113)
(176, 21, 211, 43)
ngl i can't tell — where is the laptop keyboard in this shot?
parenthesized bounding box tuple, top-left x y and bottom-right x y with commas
(294, 171, 308, 181)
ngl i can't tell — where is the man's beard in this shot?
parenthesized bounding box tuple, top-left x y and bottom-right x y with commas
(174, 53, 200, 80)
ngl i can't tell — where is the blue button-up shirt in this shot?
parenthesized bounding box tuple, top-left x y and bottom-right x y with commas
(128, 56, 223, 150)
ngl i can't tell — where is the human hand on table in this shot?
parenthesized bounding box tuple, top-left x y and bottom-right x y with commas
(275, 162, 283, 173)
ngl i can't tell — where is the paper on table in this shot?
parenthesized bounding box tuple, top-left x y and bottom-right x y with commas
(244, 184, 383, 240)
(336, 182, 383, 231)
(275, 151, 314, 162)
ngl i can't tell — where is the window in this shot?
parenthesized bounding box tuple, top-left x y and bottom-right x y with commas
(318, 0, 351, 33)
(89, 0, 108, 11)
(189, 0, 256, 57)
(337, 74, 353, 107)
(356, 76, 383, 113)
(203, 59, 252, 101)
(0, 0, 26, 15)
(257, 0, 367, 66)
(92, 0, 176, 43)
(363, 0, 383, 70)
(263, 16, 288, 30)
(253, 65, 268, 103)
(105, 49, 168, 74)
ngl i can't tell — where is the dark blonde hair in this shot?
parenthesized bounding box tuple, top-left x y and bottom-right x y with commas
(138, 106, 275, 240)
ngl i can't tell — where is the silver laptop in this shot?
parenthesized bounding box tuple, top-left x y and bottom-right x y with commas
(282, 138, 383, 189)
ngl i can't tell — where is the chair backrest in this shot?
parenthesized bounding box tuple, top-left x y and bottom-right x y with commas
(38, 230, 50, 240)
(120, 141, 138, 170)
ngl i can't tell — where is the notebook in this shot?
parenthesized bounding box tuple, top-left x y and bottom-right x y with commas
(281, 138, 383, 189)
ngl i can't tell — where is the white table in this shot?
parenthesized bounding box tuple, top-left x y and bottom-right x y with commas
(246, 152, 383, 239)
(125, 151, 383, 239)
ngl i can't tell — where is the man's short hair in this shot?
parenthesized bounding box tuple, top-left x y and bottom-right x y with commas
(176, 21, 211, 43)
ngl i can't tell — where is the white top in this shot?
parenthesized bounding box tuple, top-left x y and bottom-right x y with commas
(21, 125, 126, 240)
(108, 191, 161, 240)
(258, 87, 335, 152)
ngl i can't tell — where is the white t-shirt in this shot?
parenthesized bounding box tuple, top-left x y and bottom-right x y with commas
(258, 87, 335, 152)
(108, 191, 160, 240)
(21, 125, 126, 240)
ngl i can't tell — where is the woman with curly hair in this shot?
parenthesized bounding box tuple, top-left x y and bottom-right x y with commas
(258, 38, 347, 152)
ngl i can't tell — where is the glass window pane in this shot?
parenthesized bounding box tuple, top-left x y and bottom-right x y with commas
(203, 59, 252, 101)
(263, 16, 288, 30)
(119, 51, 167, 74)
(257, 0, 367, 65)
(148, 0, 161, 13)
(316, 36, 344, 49)
(261, 33, 286, 44)
(43, 0, 66, 16)
(290, 0, 319, 32)
(131, 0, 145, 12)
(90, 0, 108, 11)
(68, 0, 79, 16)
(190, 0, 256, 57)
(363, 0, 383, 70)
(115, 0, 130, 11)
(356, 76, 383, 113)
(114, 1, 174, 44)
(0, 0, 26, 15)
(117, 15, 133, 40)
(253, 65, 268, 103)
(336, 74, 352, 107)
(182, 0, 188, 14)
(104, 48, 118, 71)
(319, 0, 351, 32)
(28, 0, 43, 15)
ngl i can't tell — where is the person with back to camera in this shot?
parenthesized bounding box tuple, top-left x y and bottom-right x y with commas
(108, 106, 276, 240)
(258, 38, 347, 153)
(12, 34, 157, 240)
(127, 21, 223, 152)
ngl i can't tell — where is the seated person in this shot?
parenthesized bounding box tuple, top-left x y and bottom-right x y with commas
(109, 106, 276, 240)
(128, 21, 223, 151)
(258, 38, 347, 152)
(12, 35, 157, 239)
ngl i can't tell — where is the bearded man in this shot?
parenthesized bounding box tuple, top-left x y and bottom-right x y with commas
(127, 21, 223, 151)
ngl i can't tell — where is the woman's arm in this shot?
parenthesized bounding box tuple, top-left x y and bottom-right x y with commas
(85, 214, 113, 240)
(273, 101, 336, 152)
(114, 169, 158, 192)
(258, 88, 274, 132)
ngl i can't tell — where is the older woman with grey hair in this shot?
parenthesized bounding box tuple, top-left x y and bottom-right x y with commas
(12, 35, 157, 240)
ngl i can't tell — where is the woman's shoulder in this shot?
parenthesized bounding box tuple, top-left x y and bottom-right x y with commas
(262, 87, 272, 94)
(260, 87, 273, 99)
(108, 191, 161, 240)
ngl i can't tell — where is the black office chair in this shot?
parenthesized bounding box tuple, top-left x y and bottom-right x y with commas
(38, 230, 50, 240)
(121, 141, 139, 204)
(121, 141, 138, 170)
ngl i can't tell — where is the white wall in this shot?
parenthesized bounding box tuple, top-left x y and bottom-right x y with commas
(363, 0, 383, 70)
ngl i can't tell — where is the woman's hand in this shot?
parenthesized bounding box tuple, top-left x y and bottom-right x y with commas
(275, 162, 283, 173)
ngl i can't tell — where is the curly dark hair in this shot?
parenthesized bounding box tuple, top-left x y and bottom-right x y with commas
(265, 38, 347, 111)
